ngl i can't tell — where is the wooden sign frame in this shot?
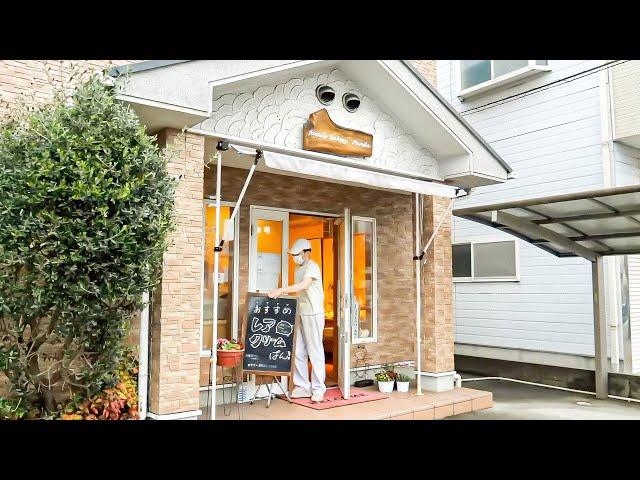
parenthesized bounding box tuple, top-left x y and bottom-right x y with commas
(303, 109, 373, 157)
(240, 292, 299, 379)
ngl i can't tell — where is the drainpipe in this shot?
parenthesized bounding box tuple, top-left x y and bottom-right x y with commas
(600, 63, 620, 372)
(138, 291, 150, 419)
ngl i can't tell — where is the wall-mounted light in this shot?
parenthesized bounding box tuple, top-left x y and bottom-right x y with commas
(342, 92, 361, 112)
(264, 225, 271, 234)
(316, 85, 335, 105)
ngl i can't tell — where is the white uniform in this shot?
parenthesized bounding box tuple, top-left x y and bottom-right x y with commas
(292, 259, 326, 395)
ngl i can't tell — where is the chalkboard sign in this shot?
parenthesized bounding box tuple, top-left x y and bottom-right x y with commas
(241, 293, 298, 376)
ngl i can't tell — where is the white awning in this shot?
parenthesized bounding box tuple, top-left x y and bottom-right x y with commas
(261, 150, 460, 198)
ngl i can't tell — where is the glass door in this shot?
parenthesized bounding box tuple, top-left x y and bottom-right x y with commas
(335, 207, 352, 399)
(248, 208, 290, 398)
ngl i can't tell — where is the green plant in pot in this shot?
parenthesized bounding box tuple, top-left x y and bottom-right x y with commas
(395, 373, 411, 393)
(375, 370, 394, 393)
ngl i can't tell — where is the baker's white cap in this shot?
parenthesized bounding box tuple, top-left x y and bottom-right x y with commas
(289, 238, 312, 255)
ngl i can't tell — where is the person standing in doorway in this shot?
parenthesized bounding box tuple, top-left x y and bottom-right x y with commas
(267, 238, 326, 402)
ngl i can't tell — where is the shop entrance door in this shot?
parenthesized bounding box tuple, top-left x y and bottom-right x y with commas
(335, 208, 352, 399)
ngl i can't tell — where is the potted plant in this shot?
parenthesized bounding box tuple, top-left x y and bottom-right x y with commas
(382, 363, 397, 380)
(216, 338, 244, 367)
(375, 370, 395, 393)
(395, 373, 411, 393)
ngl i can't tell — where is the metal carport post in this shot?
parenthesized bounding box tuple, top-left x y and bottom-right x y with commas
(485, 209, 609, 399)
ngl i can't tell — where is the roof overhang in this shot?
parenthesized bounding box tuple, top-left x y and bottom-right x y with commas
(454, 184, 640, 260)
(109, 60, 513, 190)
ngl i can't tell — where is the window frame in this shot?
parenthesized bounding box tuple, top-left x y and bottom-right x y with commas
(452, 239, 520, 283)
(351, 215, 378, 345)
(457, 60, 551, 100)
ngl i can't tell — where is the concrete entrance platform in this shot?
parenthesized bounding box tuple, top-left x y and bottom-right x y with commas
(215, 385, 492, 420)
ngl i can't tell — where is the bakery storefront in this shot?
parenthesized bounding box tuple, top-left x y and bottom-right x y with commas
(110, 60, 512, 420)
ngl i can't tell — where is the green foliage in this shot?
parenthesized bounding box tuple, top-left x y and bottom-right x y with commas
(0, 396, 26, 420)
(375, 371, 392, 382)
(395, 373, 410, 383)
(60, 348, 139, 420)
(0, 74, 176, 417)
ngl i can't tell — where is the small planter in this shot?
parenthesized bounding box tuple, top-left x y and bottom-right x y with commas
(396, 381, 410, 393)
(377, 380, 395, 393)
(216, 349, 244, 367)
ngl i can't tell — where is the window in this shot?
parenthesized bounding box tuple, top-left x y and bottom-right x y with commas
(202, 202, 239, 352)
(459, 60, 550, 99)
(352, 217, 377, 343)
(453, 240, 519, 281)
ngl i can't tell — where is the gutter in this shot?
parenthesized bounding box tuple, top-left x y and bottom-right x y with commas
(107, 60, 191, 78)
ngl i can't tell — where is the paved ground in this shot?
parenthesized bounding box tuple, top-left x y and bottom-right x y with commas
(450, 377, 640, 420)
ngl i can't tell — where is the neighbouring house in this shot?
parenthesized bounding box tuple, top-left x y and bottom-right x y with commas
(437, 60, 640, 390)
(0, 60, 512, 419)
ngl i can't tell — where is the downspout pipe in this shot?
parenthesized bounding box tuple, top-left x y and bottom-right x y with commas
(138, 291, 150, 419)
(599, 64, 620, 372)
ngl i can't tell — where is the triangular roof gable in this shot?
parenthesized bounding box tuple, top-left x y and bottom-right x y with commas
(111, 60, 512, 188)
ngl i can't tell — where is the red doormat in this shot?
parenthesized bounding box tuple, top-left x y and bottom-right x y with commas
(288, 386, 388, 410)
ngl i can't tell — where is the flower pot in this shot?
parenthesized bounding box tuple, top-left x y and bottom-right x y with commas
(396, 381, 410, 393)
(216, 349, 244, 367)
(377, 380, 394, 393)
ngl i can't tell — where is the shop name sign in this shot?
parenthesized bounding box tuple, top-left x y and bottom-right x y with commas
(303, 109, 373, 157)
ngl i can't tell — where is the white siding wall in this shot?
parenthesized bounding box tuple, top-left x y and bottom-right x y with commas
(627, 255, 640, 373)
(438, 60, 606, 357)
(611, 60, 640, 142)
(614, 142, 640, 186)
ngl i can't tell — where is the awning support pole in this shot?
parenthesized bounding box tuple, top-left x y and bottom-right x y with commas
(208, 145, 260, 419)
(414, 193, 423, 396)
(227, 151, 260, 225)
(592, 255, 609, 399)
(208, 149, 223, 420)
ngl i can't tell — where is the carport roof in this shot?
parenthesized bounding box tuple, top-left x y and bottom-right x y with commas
(453, 184, 640, 261)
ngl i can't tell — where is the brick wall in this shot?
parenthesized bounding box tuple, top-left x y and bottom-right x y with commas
(421, 196, 454, 372)
(0, 60, 134, 116)
(409, 60, 437, 86)
(149, 129, 204, 415)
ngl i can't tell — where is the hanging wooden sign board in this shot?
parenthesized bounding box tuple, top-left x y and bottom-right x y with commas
(303, 109, 373, 157)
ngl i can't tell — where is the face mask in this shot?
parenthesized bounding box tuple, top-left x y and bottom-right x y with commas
(292, 253, 304, 265)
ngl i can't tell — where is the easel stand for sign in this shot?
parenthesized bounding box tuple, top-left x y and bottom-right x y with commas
(241, 293, 299, 410)
(249, 374, 292, 407)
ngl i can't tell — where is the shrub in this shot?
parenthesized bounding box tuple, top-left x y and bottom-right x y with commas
(60, 349, 139, 420)
(0, 73, 176, 417)
(0, 396, 26, 420)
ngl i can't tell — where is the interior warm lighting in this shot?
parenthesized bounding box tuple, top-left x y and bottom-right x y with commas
(264, 225, 271, 234)
(257, 226, 262, 234)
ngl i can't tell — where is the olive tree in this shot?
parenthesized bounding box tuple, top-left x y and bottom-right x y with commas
(0, 74, 176, 416)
